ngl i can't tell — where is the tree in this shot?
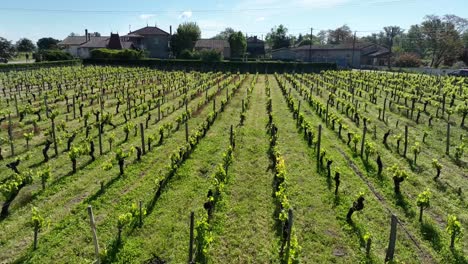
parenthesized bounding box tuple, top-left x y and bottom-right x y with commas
(16, 38, 35, 52)
(36, 37, 60, 50)
(327, 25, 352, 44)
(170, 22, 201, 57)
(212, 28, 235, 40)
(0, 37, 16, 59)
(402, 25, 427, 57)
(266, 25, 291, 49)
(228, 31, 247, 58)
(421, 15, 464, 67)
(383, 26, 404, 66)
(317, 30, 328, 45)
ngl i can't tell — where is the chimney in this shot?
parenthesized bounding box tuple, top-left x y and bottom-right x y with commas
(170, 25, 172, 35)
(85, 29, 88, 42)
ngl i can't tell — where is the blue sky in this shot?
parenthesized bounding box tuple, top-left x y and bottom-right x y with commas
(0, 0, 467, 42)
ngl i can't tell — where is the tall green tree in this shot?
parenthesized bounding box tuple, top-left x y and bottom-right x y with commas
(401, 25, 427, 57)
(228, 31, 247, 58)
(37, 37, 60, 50)
(212, 28, 235, 40)
(421, 15, 464, 67)
(0, 37, 15, 59)
(383, 26, 404, 66)
(170, 22, 201, 57)
(266, 25, 291, 49)
(16, 38, 35, 52)
(327, 25, 353, 44)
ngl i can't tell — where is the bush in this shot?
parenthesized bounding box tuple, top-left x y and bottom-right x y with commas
(178, 49, 200, 60)
(199, 50, 223, 62)
(394, 53, 422, 68)
(90, 48, 145, 60)
(35, 50, 74, 62)
(83, 58, 336, 73)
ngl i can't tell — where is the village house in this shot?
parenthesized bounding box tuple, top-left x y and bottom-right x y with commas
(59, 26, 171, 59)
(271, 42, 390, 68)
(246, 36, 265, 58)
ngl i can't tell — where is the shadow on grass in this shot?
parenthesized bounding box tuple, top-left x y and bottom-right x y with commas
(419, 221, 443, 252)
(102, 237, 123, 264)
(434, 179, 448, 192)
(84, 174, 122, 203)
(49, 158, 94, 187)
(395, 193, 416, 219)
(332, 195, 341, 208)
(346, 219, 367, 248)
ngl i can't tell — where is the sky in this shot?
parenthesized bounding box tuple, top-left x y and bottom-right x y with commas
(0, 0, 467, 42)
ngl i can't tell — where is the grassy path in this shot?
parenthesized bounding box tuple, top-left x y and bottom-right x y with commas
(270, 75, 428, 263)
(269, 76, 363, 262)
(210, 76, 278, 263)
(110, 76, 251, 263)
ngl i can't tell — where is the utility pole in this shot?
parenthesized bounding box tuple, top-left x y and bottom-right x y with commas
(309, 28, 313, 62)
(351, 31, 357, 68)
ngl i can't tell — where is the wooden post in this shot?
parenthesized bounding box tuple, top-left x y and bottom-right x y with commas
(188, 211, 194, 264)
(87, 205, 100, 264)
(297, 101, 301, 126)
(139, 200, 143, 227)
(383, 97, 387, 121)
(158, 101, 161, 121)
(140, 123, 145, 155)
(230, 125, 234, 147)
(33, 222, 39, 250)
(285, 209, 294, 261)
(403, 125, 408, 157)
(73, 96, 76, 119)
(325, 99, 329, 125)
(213, 98, 216, 113)
(14, 94, 19, 117)
(98, 124, 103, 155)
(242, 99, 245, 113)
(317, 125, 322, 172)
(52, 118, 58, 156)
(8, 113, 14, 156)
(366, 238, 372, 256)
(361, 123, 367, 158)
(385, 214, 398, 262)
(446, 123, 450, 155)
(185, 120, 189, 143)
(44, 95, 49, 119)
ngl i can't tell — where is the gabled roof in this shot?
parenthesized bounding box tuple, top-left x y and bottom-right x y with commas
(79, 37, 109, 48)
(247, 36, 264, 43)
(195, 39, 230, 50)
(58, 36, 88, 46)
(129, 26, 170, 36)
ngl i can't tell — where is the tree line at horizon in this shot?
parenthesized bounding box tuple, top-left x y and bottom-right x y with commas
(0, 14, 467, 67)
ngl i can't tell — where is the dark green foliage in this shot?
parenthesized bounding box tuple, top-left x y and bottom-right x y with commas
(90, 48, 145, 60)
(35, 50, 74, 62)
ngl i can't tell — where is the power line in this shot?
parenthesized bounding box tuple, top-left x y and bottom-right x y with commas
(0, 0, 417, 14)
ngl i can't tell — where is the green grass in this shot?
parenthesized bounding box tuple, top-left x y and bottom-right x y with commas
(0, 68, 466, 263)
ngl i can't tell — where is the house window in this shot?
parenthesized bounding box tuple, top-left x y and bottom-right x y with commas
(154, 38, 159, 45)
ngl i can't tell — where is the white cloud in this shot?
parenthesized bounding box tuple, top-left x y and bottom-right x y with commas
(255, 17, 265, 21)
(139, 14, 155, 20)
(179, 11, 193, 19)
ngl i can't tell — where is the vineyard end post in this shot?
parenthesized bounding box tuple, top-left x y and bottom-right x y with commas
(385, 214, 398, 262)
(87, 205, 100, 264)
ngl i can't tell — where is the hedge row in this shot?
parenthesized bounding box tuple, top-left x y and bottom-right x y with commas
(83, 58, 336, 73)
(0, 60, 82, 72)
